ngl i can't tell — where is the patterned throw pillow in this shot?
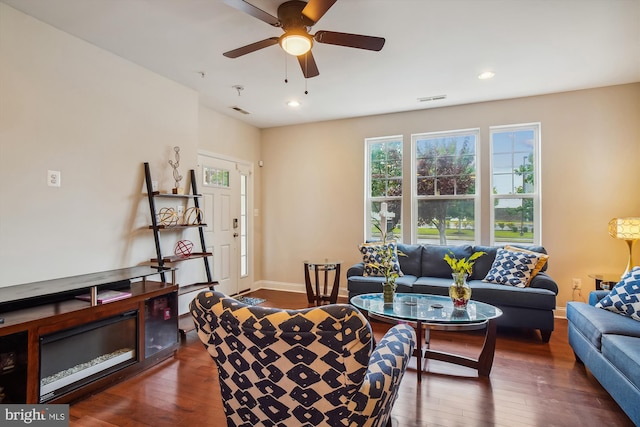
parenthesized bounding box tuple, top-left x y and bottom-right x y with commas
(483, 247, 541, 288)
(504, 245, 549, 285)
(596, 267, 640, 321)
(359, 241, 403, 277)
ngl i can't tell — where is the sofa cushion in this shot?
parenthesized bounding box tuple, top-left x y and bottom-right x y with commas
(601, 334, 640, 390)
(396, 243, 423, 277)
(596, 267, 640, 321)
(359, 241, 403, 277)
(469, 246, 499, 280)
(421, 244, 474, 278)
(411, 278, 556, 310)
(567, 301, 640, 350)
(348, 274, 418, 295)
(483, 247, 542, 288)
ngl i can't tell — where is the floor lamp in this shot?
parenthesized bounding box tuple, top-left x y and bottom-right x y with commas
(608, 217, 640, 277)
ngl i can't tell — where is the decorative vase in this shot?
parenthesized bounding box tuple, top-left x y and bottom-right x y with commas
(449, 272, 471, 310)
(383, 282, 395, 304)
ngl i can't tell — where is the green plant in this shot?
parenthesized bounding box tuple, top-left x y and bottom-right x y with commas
(443, 250, 486, 275)
(369, 218, 404, 291)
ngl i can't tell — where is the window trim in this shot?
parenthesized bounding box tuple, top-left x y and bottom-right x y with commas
(489, 123, 542, 246)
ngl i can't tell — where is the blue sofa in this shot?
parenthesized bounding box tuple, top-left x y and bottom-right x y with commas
(347, 243, 559, 342)
(567, 291, 640, 425)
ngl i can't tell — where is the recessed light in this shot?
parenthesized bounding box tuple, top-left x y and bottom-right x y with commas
(287, 100, 301, 108)
(478, 71, 496, 80)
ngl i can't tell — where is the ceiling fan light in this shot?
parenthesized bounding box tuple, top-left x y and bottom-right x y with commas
(280, 33, 312, 56)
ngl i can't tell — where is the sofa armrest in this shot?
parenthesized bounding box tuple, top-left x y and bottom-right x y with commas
(347, 262, 365, 277)
(529, 272, 558, 294)
(348, 324, 416, 426)
(588, 290, 610, 306)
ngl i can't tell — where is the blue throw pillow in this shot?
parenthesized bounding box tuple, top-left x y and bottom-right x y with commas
(596, 266, 640, 321)
(482, 247, 541, 288)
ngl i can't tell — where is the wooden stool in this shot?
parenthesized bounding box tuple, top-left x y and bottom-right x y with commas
(304, 260, 341, 306)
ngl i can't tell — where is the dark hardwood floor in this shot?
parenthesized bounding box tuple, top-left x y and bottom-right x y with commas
(69, 290, 634, 426)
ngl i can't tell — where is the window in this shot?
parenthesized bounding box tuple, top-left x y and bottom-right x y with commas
(412, 129, 480, 245)
(203, 166, 229, 187)
(365, 136, 402, 241)
(240, 173, 248, 277)
(490, 123, 541, 245)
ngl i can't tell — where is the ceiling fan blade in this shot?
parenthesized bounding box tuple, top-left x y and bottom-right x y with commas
(301, 0, 337, 24)
(315, 31, 385, 51)
(297, 51, 320, 78)
(223, 0, 280, 27)
(223, 37, 279, 58)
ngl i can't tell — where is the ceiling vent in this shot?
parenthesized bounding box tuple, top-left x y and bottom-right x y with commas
(417, 95, 447, 102)
(230, 106, 250, 114)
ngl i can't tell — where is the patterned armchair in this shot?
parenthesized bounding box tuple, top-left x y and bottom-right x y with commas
(190, 291, 416, 427)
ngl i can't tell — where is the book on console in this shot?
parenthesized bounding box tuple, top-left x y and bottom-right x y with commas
(75, 290, 132, 304)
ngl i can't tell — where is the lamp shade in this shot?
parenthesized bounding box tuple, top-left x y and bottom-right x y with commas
(608, 217, 640, 240)
(279, 32, 312, 56)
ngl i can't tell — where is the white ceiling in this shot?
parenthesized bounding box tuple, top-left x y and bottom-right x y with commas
(3, 0, 639, 129)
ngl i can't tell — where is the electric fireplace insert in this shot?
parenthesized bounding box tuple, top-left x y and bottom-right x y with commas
(39, 310, 137, 403)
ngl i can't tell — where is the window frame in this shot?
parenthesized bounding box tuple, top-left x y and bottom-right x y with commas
(364, 135, 403, 242)
(489, 123, 542, 246)
(410, 128, 481, 245)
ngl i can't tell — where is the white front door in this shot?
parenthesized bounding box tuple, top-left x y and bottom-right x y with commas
(198, 154, 252, 295)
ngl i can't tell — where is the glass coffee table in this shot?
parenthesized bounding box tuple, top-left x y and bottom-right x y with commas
(351, 293, 503, 381)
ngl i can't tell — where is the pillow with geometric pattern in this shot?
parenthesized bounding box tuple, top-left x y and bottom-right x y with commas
(504, 245, 549, 285)
(595, 267, 640, 321)
(483, 247, 542, 288)
(358, 241, 403, 277)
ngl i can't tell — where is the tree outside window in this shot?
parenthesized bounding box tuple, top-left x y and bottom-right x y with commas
(413, 130, 479, 245)
(366, 137, 402, 241)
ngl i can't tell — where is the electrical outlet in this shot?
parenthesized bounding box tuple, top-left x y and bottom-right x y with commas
(572, 278, 582, 290)
(177, 205, 184, 217)
(48, 170, 61, 187)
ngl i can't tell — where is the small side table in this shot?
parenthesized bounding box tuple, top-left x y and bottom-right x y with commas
(304, 260, 341, 306)
(588, 273, 620, 290)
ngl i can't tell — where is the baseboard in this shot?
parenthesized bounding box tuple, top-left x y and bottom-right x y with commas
(555, 307, 567, 319)
(252, 280, 349, 298)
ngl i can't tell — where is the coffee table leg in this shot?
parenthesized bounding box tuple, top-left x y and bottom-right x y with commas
(416, 320, 423, 383)
(478, 319, 497, 376)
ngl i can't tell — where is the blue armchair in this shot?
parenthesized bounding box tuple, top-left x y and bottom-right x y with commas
(190, 291, 416, 427)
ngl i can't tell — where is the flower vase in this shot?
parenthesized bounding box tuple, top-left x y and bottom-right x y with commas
(383, 283, 395, 304)
(449, 272, 471, 310)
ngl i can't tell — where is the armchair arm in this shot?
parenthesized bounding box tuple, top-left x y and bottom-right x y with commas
(347, 262, 366, 277)
(347, 324, 416, 427)
(529, 272, 558, 294)
(589, 290, 610, 306)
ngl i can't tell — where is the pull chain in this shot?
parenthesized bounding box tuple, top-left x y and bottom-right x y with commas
(304, 54, 308, 94)
(284, 52, 288, 84)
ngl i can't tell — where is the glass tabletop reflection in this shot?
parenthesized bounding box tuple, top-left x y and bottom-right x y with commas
(350, 293, 502, 324)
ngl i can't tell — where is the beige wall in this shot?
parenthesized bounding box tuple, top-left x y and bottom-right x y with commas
(2, 3, 638, 314)
(261, 83, 640, 310)
(0, 4, 261, 289)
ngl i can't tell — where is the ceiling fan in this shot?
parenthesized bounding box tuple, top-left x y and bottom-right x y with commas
(222, 0, 386, 78)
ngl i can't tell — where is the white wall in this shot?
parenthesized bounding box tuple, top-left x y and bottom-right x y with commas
(260, 83, 640, 309)
(0, 4, 260, 289)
